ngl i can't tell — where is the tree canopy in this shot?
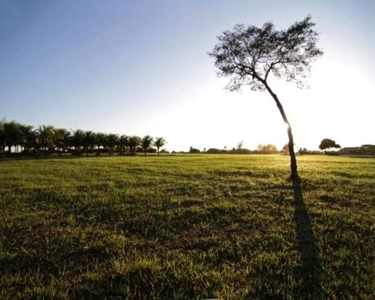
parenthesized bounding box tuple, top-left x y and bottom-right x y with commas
(319, 139, 341, 150)
(209, 15, 323, 91)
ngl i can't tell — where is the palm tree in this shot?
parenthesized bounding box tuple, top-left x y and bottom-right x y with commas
(129, 136, 141, 156)
(107, 134, 119, 156)
(54, 128, 71, 155)
(4, 121, 22, 155)
(38, 125, 55, 155)
(71, 129, 85, 155)
(83, 131, 96, 156)
(119, 135, 129, 155)
(95, 133, 106, 154)
(141, 135, 153, 156)
(19, 124, 36, 155)
(153, 137, 166, 156)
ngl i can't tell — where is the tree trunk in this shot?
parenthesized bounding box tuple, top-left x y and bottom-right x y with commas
(264, 82, 298, 179)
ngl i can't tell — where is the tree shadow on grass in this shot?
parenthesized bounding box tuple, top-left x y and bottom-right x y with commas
(292, 177, 323, 299)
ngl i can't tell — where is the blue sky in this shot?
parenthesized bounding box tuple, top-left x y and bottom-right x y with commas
(1, 0, 374, 151)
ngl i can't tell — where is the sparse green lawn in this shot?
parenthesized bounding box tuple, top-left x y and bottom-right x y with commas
(0, 155, 374, 299)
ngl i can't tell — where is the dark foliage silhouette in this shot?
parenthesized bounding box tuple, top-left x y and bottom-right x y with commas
(319, 138, 341, 150)
(141, 135, 154, 156)
(129, 136, 142, 156)
(0, 120, 165, 157)
(119, 135, 130, 155)
(189, 146, 201, 154)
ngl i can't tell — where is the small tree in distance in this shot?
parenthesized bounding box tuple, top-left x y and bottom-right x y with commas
(209, 16, 323, 179)
(189, 146, 201, 154)
(257, 144, 278, 154)
(319, 139, 341, 151)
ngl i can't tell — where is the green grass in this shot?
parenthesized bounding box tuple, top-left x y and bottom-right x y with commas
(0, 154, 374, 299)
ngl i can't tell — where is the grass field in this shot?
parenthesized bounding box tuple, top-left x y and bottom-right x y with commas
(0, 154, 374, 299)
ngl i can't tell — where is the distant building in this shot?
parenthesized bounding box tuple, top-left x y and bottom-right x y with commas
(339, 147, 360, 155)
(359, 145, 375, 156)
(339, 145, 375, 156)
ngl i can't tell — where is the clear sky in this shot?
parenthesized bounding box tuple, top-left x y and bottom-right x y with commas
(1, 0, 374, 151)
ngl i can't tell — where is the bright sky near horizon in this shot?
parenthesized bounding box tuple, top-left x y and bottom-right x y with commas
(1, 0, 374, 151)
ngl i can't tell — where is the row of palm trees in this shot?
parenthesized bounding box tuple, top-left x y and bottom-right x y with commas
(0, 120, 166, 157)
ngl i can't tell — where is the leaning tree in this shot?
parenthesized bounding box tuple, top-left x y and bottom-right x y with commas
(209, 16, 323, 179)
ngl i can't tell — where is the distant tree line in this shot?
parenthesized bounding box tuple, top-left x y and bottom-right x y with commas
(193, 144, 282, 155)
(0, 120, 166, 157)
(197, 142, 375, 156)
